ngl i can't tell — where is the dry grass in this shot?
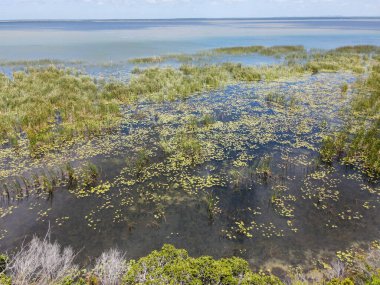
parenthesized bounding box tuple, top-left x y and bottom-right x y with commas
(6, 233, 78, 285)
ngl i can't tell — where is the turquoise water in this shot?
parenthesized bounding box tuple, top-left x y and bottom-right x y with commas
(0, 18, 380, 62)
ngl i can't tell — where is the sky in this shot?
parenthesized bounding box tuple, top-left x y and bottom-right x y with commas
(0, 0, 380, 20)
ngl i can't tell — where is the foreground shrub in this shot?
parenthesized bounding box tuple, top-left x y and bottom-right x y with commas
(122, 244, 283, 285)
(93, 249, 128, 285)
(5, 235, 78, 285)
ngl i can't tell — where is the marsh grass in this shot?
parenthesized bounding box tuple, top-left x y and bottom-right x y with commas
(212, 45, 306, 58)
(334, 45, 380, 54)
(341, 83, 349, 94)
(0, 67, 125, 154)
(0, 162, 103, 201)
(305, 51, 369, 74)
(128, 53, 200, 64)
(255, 155, 272, 180)
(83, 163, 100, 185)
(1, 45, 378, 156)
(321, 58, 380, 174)
(205, 192, 220, 222)
(0, 59, 66, 67)
(133, 149, 150, 177)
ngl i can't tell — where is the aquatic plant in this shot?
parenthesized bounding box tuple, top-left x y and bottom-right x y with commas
(341, 83, 348, 94)
(333, 45, 380, 54)
(83, 163, 100, 185)
(0, 67, 123, 154)
(212, 45, 306, 58)
(0, 59, 66, 67)
(205, 192, 220, 222)
(133, 149, 150, 176)
(4, 46, 368, 155)
(321, 57, 380, 174)
(128, 53, 197, 64)
(65, 163, 77, 186)
(128, 56, 163, 64)
(305, 52, 366, 74)
(255, 155, 272, 180)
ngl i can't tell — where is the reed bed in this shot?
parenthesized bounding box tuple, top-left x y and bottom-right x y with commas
(321, 57, 380, 174)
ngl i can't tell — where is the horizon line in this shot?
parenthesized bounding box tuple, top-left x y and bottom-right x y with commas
(1, 16, 380, 22)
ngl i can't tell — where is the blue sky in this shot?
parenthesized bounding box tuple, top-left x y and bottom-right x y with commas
(0, 0, 380, 19)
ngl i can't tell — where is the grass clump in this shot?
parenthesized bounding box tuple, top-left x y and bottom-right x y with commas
(0, 67, 126, 154)
(333, 45, 380, 54)
(128, 56, 163, 64)
(213, 45, 306, 58)
(321, 58, 380, 174)
(126, 63, 263, 102)
(128, 53, 196, 64)
(305, 52, 366, 74)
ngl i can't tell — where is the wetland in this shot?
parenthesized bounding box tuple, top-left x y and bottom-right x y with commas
(0, 18, 380, 284)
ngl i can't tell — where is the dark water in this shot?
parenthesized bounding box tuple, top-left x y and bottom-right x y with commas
(0, 18, 380, 62)
(1, 73, 379, 269)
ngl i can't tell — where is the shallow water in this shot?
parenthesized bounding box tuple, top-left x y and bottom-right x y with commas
(0, 18, 380, 62)
(1, 72, 379, 269)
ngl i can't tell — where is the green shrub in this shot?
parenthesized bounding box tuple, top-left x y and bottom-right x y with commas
(0, 273, 11, 285)
(122, 244, 283, 285)
(0, 254, 7, 273)
(327, 278, 355, 285)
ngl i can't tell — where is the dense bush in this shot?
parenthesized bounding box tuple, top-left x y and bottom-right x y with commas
(122, 244, 282, 285)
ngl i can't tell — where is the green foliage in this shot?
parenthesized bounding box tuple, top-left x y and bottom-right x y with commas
(327, 278, 355, 285)
(0, 273, 11, 285)
(367, 274, 380, 285)
(122, 244, 283, 285)
(0, 254, 8, 273)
